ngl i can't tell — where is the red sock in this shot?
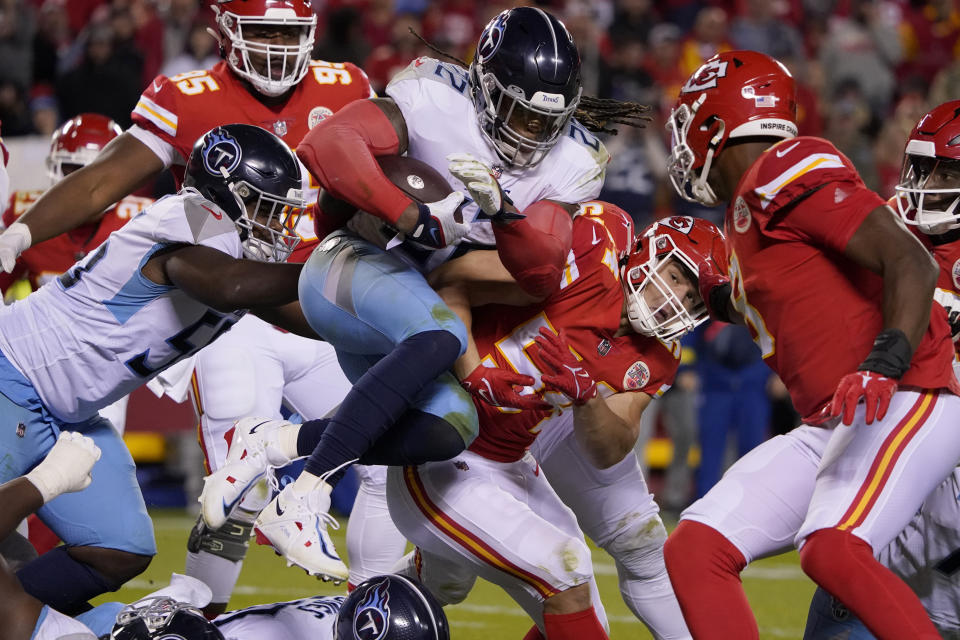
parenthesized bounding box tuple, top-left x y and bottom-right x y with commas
(663, 520, 758, 640)
(542, 606, 607, 640)
(522, 623, 546, 640)
(800, 528, 939, 639)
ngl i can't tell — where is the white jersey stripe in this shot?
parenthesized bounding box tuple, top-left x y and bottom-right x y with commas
(133, 95, 178, 137)
(754, 153, 845, 210)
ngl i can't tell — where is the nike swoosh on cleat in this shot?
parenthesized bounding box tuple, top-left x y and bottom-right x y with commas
(315, 520, 342, 562)
(275, 499, 285, 516)
(220, 472, 265, 515)
(248, 420, 270, 434)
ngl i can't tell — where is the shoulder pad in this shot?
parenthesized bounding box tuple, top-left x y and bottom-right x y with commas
(387, 57, 470, 95)
(750, 136, 858, 214)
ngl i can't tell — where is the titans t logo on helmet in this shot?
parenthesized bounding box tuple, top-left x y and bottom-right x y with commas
(476, 11, 508, 63)
(353, 579, 391, 640)
(201, 128, 242, 177)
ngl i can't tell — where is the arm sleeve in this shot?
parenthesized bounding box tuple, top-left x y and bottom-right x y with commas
(493, 200, 573, 299)
(295, 99, 411, 225)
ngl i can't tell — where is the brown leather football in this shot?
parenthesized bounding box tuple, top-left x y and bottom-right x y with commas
(376, 154, 453, 205)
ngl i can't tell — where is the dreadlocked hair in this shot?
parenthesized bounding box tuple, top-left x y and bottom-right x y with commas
(576, 96, 651, 135)
(409, 28, 652, 135)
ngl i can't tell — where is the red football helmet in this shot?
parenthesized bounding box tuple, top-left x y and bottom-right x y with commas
(47, 113, 122, 185)
(667, 50, 798, 207)
(212, 0, 317, 97)
(895, 100, 960, 234)
(624, 216, 726, 340)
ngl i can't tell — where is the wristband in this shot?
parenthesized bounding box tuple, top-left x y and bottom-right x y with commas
(857, 328, 913, 380)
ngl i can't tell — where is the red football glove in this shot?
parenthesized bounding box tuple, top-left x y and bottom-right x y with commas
(461, 363, 551, 411)
(534, 327, 598, 406)
(829, 371, 898, 426)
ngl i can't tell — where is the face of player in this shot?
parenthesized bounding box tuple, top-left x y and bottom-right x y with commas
(642, 259, 701, 320)
(241, 24, 307, 81)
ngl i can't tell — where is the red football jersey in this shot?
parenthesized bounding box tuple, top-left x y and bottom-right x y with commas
(131, 60, 373, 262)
(903, 200, 960, 358)
(0, 189, 150, 292)
(726, 136, 959, 422)
(468, 202, 680, 462)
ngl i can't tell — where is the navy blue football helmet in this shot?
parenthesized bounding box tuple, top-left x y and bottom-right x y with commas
(109, 597, 224, 640)
(333, 574, 449, 640)
(183, 123, 306, 262)
(469, 7, 582, 168)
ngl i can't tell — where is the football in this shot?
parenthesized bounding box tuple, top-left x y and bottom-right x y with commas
(316, 155, 454, 222)
(376, 154, 453, 205)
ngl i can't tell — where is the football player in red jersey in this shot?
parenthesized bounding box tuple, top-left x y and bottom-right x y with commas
(0, 0, 382, 617)
(660, 51, 960, 640)
(200, 204, 717, 639)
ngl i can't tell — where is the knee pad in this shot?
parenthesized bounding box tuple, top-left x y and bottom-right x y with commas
(186, 515, 252, 563)
(602, 514, 668, 581)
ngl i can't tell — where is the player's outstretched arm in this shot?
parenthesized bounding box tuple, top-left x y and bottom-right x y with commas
(145, 244, 303, 312)
(4, 135, 164, 256)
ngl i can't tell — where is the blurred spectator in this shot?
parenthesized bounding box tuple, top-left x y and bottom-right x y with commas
(0, 0, 36, 90)
(313, 6, 369, 66)
(780, 54, 825, 138)
(930, 59, 960, 109)
(105, 6, 145, 81)
(659, 339, 699, 515)
(873, 89, 930, 198)
(563, 1, 608, 96)
(28, 84, 57, 136)
(679, 6, 731, 78)
(32, 0, 72, 87)
(824, 79, 878, 190)
(899, 0, 960, 87)
(643, 22, 685, 120)
(599, 33, 654, 104)
(692, 322, 771, 499)
(160, 18, 219, 77)
(110, 0, 164, 86)
(607, 0, 658, 49)
(55, 23, 142, 128)
(0, 80, 32, 136)
(364, 13, 426, 94)
(420, 0, 478, 62)
(818, 0, 901, 117)
(161, 0, 203, 64)
(363, 0, 396, 49)
(728, 0, 805, 61)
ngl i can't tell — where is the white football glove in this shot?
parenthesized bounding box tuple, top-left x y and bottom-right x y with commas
(24, 431, 101, 503)
(447, 153, 522, 221)
(407, 191, 470, 249)
(0, 221, 31, 273)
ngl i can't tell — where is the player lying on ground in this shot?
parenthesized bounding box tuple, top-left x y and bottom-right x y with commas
(0, 434, 450, 640)
(660, 50, 960, 640)
(0, 124, 325, 614)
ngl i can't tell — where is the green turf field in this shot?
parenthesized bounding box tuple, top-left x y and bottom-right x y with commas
(95, 509, 816, 638)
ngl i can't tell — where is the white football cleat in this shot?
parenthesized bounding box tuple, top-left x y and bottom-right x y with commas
(253, 474, 348, 583)
(200, 417, 296, 530)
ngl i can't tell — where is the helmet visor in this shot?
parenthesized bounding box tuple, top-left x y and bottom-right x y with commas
(232, 182, 306, 262)
(895, 154, 960, 233)
(625, 238, 706, 340)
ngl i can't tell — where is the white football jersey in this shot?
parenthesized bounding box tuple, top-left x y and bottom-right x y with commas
(347, 57, 609, 271)
(214, 595, 344, 639)
(0, 190, 244, 423)
(877, 467, 960, 634)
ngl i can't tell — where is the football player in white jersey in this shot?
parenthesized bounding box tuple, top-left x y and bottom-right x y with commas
(0, 432, 449, 640)
(237, 5, 649, 585)
(0, 124, 322, 615)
